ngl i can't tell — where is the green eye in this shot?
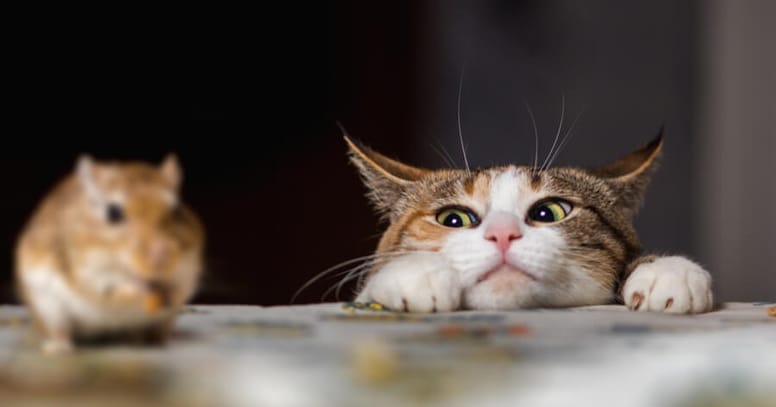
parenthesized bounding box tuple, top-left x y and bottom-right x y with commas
(436, 207, 478, 228)
(528, 199, 572, 223)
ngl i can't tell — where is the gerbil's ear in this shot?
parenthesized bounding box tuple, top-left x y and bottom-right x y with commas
(589, 128, 664, 218)
(77, 154, 102, 201)
(160, 154, 182, 189)
(344, 136, 429, 217)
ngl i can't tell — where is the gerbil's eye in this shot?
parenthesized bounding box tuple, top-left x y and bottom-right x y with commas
(435, 207, 479, 228)
(106, 203, 125, 224)
(528, 199, 572, 224)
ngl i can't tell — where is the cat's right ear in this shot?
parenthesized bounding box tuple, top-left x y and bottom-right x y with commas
(344, 136, 428, 218)
(589, 129, 664, 218)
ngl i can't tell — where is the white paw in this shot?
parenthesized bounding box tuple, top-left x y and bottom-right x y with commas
(623, 256, 713, 314)
(355, 252, 461, 312)
(42, 338, 74, 355)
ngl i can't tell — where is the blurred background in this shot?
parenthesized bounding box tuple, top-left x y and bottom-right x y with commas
(2, 0, 773, 306)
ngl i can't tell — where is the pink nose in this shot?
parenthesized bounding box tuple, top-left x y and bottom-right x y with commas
(484, 218, 522, 254)
(149, 240, 171, 267)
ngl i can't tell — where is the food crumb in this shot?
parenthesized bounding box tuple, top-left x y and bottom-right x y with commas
(144, 294, 162, 314)
(342, 301, 387, 312)
(368, 302, 385, 311)
(437, 324, 465, 337)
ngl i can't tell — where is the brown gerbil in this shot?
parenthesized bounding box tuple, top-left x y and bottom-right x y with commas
(15, 154, 204, 354)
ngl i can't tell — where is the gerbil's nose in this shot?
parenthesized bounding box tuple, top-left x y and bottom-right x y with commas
(484, 212, 522, 254)
(149, 239, 171, 267)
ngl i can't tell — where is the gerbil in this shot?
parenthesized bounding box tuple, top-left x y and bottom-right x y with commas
(15, 154, 204, 354)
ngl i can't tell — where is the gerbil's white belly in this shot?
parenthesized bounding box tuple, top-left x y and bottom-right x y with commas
(22, 266, 172, 336)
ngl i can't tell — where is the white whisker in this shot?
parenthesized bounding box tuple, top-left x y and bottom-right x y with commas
(331, 260, 387, 301)
(545, 106, 586, 170)
(290, 251, 407, 304)
(522, 100, 540, 175)
(430, 142, 456, 168)
(324, 262, 374, 301)
(541, 93, 566, 172)
(457, 66, 471, 174)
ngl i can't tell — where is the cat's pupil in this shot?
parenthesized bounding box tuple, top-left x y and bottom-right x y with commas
(444, 214, 463, 227)
(536, 207, 554, 222)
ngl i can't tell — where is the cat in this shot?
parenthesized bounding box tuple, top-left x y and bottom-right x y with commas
(345, 132, 713, 313)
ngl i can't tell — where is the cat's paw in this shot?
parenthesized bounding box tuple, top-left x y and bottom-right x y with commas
(355, 252, 461, 312)
(623, 256, 713, 314)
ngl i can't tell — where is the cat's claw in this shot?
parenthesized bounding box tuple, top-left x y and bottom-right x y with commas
(623, 256, 713, 314)
(355, 252, 461, 313)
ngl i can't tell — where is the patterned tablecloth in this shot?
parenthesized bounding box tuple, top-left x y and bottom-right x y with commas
(0, 302, 775, 407)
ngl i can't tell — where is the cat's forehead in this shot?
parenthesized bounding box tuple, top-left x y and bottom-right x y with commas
(417, 165, 591, 209)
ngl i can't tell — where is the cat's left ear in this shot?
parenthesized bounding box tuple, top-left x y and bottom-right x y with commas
(344, 136, 429, 219)
(590, 128, 664, 218)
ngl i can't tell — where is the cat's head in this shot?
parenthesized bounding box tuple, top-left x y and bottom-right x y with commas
(346, 133, 662, 309)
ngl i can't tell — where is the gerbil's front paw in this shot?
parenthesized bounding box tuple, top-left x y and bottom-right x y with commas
(355, 252, 461, 313)
(42, 338, 74, 355)
(109, 282, 145, 302)
(623, 256, 713, 314)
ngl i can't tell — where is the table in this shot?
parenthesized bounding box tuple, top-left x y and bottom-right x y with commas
(1, 302, 774, 407)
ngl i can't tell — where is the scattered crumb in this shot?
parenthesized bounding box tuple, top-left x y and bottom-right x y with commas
(343, 301, 387, 313)
(507, 325, 531, 336)
(368, 302, 385, 311)
(323, 313, 428, 322)
(437, 324, 465, 337)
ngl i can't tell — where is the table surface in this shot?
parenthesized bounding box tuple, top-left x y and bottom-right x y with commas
(1, 302, 775, 407)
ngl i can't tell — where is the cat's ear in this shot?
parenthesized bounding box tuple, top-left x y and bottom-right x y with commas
(590, 129, 664, 218)
(345, 136, 429, 218)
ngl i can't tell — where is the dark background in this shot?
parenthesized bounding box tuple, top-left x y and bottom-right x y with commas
(3, 2, 420, 305)
(2, 1, 773, 305)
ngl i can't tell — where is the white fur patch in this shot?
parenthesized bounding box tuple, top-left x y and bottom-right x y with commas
(356, 252, 461, 312)
(22, 265, 173, 337)
(623, 256, 713, 314)
(488, 168, 522, 213)
(23, 267, 75, 331)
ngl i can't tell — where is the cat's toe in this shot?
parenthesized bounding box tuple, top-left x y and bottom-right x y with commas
(401, 287, 437, 313)
(623, 256, 713, 314)
(355, 252, 460, 313)
(646, 272, 692, 313)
